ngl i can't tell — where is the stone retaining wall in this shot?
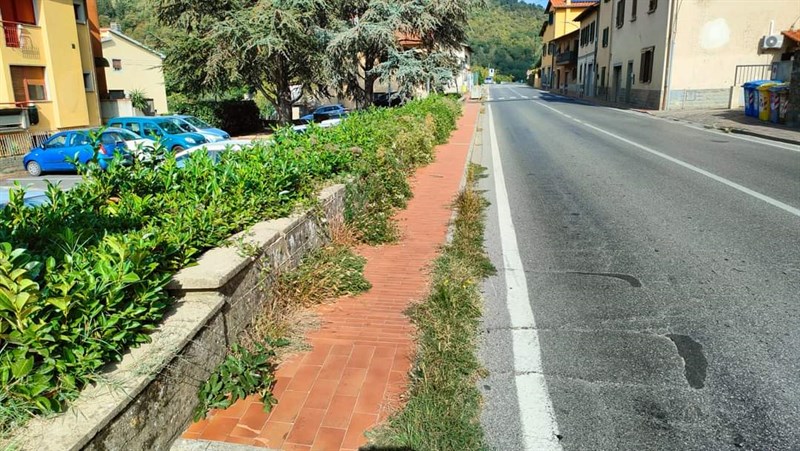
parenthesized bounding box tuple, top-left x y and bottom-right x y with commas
(8, 185, 346, 451)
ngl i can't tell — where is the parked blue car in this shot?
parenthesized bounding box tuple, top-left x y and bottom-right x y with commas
(172, 115, 231, 142)
(23, 128, 131, 176)
(107, 117, 207, 152)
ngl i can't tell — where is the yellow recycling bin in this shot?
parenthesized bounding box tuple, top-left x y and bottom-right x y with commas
(757, 82, 777, 121)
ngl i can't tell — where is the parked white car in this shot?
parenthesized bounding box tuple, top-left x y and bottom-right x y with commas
(174, 139, 256, 167)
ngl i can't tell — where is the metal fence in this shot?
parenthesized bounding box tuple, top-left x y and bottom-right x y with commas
(0, 130, 52, 157)
(733, 64, 772, 85)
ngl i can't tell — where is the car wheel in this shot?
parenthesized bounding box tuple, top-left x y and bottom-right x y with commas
(26, 161, 42, 177)
(172, 145, 184, 152)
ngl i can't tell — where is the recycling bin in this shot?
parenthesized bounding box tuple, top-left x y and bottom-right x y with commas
(768, 83, 790, 124)
(757, 82, 777, 121)
(742, 80, 772, 117)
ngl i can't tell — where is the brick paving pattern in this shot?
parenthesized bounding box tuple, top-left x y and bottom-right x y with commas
(182, 102, 480, 450)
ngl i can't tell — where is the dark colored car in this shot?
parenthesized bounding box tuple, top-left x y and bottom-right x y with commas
(373, 93, 405, 108)
(301, 104, 347, 123)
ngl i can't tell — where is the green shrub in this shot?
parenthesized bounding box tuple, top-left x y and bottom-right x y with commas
(0, 95, 461, 434)
(169, 99, 262, 136)
(194, 341, 286, 421)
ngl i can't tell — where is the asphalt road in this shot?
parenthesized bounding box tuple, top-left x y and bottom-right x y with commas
(477, 84, 800, 451)
(0, 174, 82, 191)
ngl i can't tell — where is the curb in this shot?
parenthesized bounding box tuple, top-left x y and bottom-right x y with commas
(644, 112, 800, 146)
(447, 103, 483, 244)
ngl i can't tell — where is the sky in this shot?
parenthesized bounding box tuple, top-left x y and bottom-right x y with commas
(522, 0, 548, 5)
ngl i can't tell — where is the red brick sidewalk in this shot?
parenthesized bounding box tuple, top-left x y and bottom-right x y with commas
(182, 102, 480, 450)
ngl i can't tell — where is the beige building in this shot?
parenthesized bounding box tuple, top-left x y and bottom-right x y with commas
(538, 0, 596, 90)
(101, 24, 167, 116)
(591, 0, 800, 110)
(576, 4, 599, 97)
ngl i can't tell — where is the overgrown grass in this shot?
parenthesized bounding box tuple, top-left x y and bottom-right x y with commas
(241, 222, 371, 352)
(368, 164, 494, 451)
(194, 223, 371, 420)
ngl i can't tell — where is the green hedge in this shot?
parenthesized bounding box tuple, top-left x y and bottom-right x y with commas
(0, 96, 461, 434)
(169, 99, 262, 136)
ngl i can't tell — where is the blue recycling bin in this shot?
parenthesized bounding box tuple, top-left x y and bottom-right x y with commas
(742, 80, 773, 117)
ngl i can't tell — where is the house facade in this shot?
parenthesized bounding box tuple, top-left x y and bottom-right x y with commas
(539, 0, 596, 91)
(0, 0, 105, 134)
(101, 24, 168, 116)
(583, 0, 799, 110)
(576, 4, 599, 97)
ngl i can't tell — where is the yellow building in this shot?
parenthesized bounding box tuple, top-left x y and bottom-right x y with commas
(0, 0, 104, 135)
(101, 25, 168, 116)
(538, 0, 597, 91)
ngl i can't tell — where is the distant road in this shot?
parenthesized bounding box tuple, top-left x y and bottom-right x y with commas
(478, 84, 800, 450)
(0, 174, 83, 191)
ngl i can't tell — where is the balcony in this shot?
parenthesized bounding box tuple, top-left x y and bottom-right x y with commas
(556, 50, 577, 66)
(2, 21, 21, 48)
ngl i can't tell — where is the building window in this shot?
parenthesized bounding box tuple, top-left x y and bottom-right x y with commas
(83, 72, 94, 91)
(649, 0, 657, 12)
(112, 59, 122, 71)
(10, 66, 46, 103)
(631, 0, 638, 21)
(0, 0, 36, 25)
(639, 46, 654, 83)
(73, 1, 87, 24)
(590, 22, 596, 43)
(616, 0, 625, 28)
(548, 12, 554, 24)
(602, 27, 609, 47)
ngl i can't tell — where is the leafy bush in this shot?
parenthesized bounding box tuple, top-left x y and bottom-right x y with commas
(0, 95, 461, 434)
(168, 99, 262, 136)
(194, 341, 286, 421)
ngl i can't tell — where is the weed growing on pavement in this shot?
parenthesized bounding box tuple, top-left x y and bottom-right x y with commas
(193, 340, 287, 421)
(368, 163, 494, 451)
(242, 221, 370, 345)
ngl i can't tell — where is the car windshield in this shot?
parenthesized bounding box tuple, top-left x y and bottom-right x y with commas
(113, 128, 142, 141)
(167, 118, 194, 133)
(183, 116, 212, 129)
(155, 120, 186, 135)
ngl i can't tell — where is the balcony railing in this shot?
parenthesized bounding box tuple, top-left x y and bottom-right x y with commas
(556, 50, 577, 66)
(2, 21, 22, 48)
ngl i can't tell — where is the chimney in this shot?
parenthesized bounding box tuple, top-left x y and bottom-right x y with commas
(110, 22, 120, 32)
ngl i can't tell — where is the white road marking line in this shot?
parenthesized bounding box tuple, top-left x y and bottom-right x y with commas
(488, 104, 563, 451)
(649, 116, 800, 153)
(498, 97, 506, 100)
(534, 101, 800, 218)
(510, 86, 800, 153)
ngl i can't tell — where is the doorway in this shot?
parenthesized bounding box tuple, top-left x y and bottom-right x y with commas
(625, 60, 634, 103)
(612, 65, 622, 102)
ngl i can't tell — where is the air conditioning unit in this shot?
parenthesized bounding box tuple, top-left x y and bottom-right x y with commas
(762, 34, 784, 50)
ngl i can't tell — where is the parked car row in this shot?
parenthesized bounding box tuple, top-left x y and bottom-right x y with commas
(22, 115, 232, 176)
